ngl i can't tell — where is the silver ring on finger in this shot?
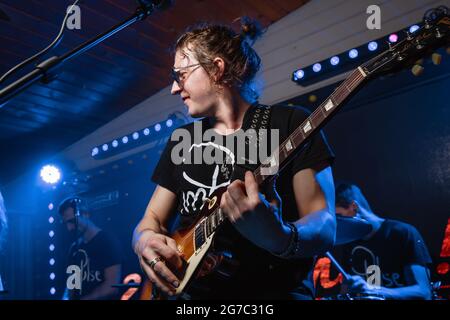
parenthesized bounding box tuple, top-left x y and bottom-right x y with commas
(148, 256, 164, 270)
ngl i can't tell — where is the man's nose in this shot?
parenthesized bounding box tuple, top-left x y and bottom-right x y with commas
(171, 81, 181, 95)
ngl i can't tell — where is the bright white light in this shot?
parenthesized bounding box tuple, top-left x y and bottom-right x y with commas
(122, 136, 129, 144)
(330, 56, 340, 66)
(409, 25, 419, 33)
(132, 132, 139, 140)
(50, 287, 56, 295)
(48, 216, 54, 224)
(143, 128, 150, 136)
(49, 273, 55, 280)
(112, 140, 119, 148)
(293, 69, 304, 81)
(368, 41, 378, 51)
(349, 49, 359, 59)
(49, 258, 55, 266)
(166, 119, 173, 127)
(49, 244, 55, 251)
(154, 124, 161, 132)
(48, 203, 54, 211)
(40, 165, 61, 184)
(389, 33, 398, 43)
(91, 147, 99, 157)
(102, 144, 108, 152)
(49, 230, 55, 238)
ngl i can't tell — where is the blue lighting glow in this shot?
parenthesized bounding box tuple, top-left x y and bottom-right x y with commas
(49, 230, 55, 238)
(40, 165, 61, 185)
(48, 216, 54, 224)
(166, 119, 173, 127)
(312, 63, 322, 72)
(409, 25, 420, 33)
(293, 69, 305, 81)
(349, 49, 359, 59)
(48, 203, 54, 211)
(49, 244, 55, 251)
(112, 140, 119, 148)
(50, 287, 56, 295)
(102, 144, 108, 152)
(92, 147, 99, 157)
(132, 132, 139, 140)
(143, 128, 150, 136)
(368, 41, 378, 51)
(154, 124, 161, 132)
(50, 273, 55, 280)
(49, 258, 55, 266)
(122, 136, 129, 144)
(330, 56, 340, 66)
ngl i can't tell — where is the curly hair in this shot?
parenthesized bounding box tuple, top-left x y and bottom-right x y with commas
(174, 17, 265, 102)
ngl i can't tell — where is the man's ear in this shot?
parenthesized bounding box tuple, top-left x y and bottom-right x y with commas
(212, 57, 225, 82)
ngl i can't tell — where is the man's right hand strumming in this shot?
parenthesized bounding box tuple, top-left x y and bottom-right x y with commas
(134, 229, 184, 296)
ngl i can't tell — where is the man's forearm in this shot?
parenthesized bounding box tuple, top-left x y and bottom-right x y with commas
(377, 285, 431, 300)
(80, 283, 118, 300)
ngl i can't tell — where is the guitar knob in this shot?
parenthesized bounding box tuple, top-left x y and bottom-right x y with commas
(411, 64, 424, 76)
(432, 53, 442, 65)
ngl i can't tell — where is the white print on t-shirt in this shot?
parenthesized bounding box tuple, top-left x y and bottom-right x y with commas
(181, 142, 235, 215)
(350, 245, 404, 287)
(66, 249, 102, 293)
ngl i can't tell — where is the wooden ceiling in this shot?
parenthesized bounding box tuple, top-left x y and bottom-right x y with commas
(0, 0, 309, 184)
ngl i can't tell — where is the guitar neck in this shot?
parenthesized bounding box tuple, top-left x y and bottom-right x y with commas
(254, 67, 368, 185)
(199, 67, 368, 240)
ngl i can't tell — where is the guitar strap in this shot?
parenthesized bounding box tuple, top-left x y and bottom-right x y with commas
(231, 103, 273, 182)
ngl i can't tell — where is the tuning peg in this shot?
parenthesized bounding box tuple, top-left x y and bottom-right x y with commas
(435, 28, 443, 39)
(411, 64, 424, 76)
(415, 40, 424, 50)
(424, 20, 431, 29)
(405, 31, 413, 41)
(432, 53, 442, 65)
(387, 41, 394, 51)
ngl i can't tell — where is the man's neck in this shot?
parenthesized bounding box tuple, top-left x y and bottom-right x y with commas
(210, 93, 253, 135)
(82, 224, 101, 244)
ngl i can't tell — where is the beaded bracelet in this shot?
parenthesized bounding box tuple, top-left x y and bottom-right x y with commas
(274, 222, 300, 259)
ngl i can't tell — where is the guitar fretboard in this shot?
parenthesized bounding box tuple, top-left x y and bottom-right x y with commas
(254, 67, 367, 185)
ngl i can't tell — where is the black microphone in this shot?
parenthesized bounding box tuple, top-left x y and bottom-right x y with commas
(136, 0, 174, 12)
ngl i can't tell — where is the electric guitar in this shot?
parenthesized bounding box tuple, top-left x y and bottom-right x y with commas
(141, 7, 450, 299)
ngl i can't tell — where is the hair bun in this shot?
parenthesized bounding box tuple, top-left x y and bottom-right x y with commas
(239, 16, 264, 46)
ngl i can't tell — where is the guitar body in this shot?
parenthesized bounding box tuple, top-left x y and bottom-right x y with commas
(140, 187, 227, 299)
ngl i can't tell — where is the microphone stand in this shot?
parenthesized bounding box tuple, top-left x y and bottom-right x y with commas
(0, 2, 163, 107)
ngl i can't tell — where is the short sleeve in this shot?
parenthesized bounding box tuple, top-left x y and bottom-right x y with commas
(402, 225, 433, 267)
(288, 106, 335, 175)
(151, 136, 179, 194)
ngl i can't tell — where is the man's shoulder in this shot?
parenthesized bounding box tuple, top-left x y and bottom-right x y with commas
(383, 219, 420, 237)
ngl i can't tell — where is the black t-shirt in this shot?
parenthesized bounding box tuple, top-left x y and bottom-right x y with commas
(66, 230, 122, 299)
(314, 219, 432, 298)
(152, 104, 335, 299)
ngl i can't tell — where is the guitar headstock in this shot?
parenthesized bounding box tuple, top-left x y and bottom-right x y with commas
(362, 6, 450, 77)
